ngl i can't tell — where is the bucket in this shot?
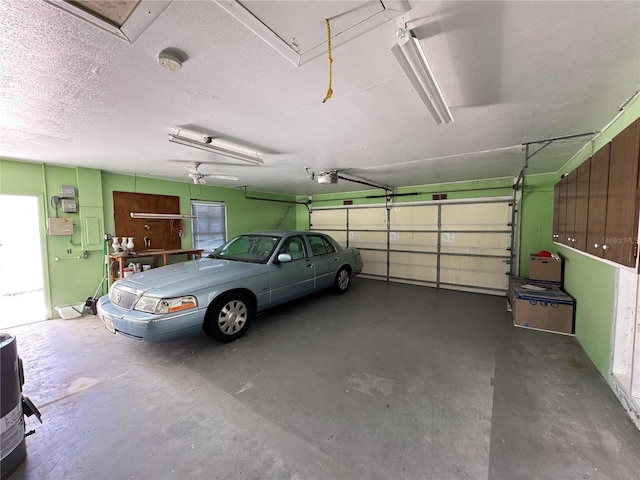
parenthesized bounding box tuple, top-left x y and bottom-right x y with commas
(0, 333, 26, 478)
(55, 302, 85, 319)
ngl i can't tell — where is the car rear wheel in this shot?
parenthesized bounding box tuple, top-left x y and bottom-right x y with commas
(332, 267, 351, 294)
(204, 293, 253, 343)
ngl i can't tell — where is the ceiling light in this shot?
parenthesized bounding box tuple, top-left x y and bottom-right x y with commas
(130, 213, 196, 220)
(391, 28, 453, 125)
(168, 133, 263, 165)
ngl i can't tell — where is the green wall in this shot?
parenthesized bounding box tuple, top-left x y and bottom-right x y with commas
(0, 161, 300, 318)
(518, 173, 560, 277)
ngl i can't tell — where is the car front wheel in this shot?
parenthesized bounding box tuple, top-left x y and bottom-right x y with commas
(204, 293, 253, 343)
(332, 267, 351, 294)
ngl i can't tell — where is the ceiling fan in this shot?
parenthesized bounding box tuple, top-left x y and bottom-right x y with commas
(184, 162, 238, 184)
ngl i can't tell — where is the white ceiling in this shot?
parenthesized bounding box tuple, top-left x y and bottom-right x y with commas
(1, 0, 639, 196)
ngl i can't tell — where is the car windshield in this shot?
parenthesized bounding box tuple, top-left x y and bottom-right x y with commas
(209, 234, 280, 264)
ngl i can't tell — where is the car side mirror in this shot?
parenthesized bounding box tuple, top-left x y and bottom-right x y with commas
(277, 253, 293, 264)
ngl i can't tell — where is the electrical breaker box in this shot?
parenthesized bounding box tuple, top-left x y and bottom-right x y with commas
(61, 199, 77, 213)
(47, 217, 74, 236)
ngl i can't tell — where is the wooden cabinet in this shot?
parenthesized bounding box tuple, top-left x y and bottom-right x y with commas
(604, 119, 640, 267)
(573, 159, 590, 251)
(586, 144, 610, 257)
(565, 169, 577, 247)
(554, 118, 639, 268)
(553, 182, 560, 242)
(557, 175, 568, 246)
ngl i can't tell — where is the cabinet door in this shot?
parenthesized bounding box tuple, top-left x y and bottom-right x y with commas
(573, 159, 591, 252)
(586, 144, 610, 257)
(604, 119, 640, 267)
(557, 175, 568, 246)
(565, 170, 577, 247)
(553, 182, 560, 243)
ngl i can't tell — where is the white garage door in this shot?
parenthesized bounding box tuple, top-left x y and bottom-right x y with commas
(310, 198, 512, 295)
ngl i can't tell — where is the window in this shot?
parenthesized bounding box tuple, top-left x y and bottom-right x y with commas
(191, 201, 226, 254)
(280, 236, 308, 260)
(308, 234, 336, 256)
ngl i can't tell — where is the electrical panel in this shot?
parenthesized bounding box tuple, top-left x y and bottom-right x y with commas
(61, 199, 77, 213)
(47, 217, 74, 236)
(61, 185, 76, 197)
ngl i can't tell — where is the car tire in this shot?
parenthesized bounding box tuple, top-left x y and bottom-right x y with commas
(332, 267, 351, 294)
(204, 293, 253, 343)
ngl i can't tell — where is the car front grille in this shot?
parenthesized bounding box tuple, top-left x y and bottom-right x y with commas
(109, 287, 138, 310)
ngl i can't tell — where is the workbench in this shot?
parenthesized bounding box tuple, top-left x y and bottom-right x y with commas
(108, 249, 204, 285)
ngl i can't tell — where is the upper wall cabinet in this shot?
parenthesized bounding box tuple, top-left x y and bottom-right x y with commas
(604, 119, 640, 267)
(555, 118, 639, 268)
(553, 182, 560, 243)
(573, 159, 590, 252)
(557, 175, 568, 246)
(586, 144, 610, 258)
(564, 169, 577, 247)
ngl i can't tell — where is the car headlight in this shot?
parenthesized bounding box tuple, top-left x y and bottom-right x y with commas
(134, 295, 197, 314)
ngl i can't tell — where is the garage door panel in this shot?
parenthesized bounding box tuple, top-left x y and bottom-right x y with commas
(440, 256, 508, 292)
(440, 232, 509, 256)
(312, 229, 348, 247)
(349, 208, 387, 229)
(349, 231, 386, 250)
(389, 251, 437, 282)
(311, 209, 346, 230)
(441, 203, 510, 230)
(390, 205, 438, 228)
(360, 250, 387, 277)
(389, 231, 438, 251)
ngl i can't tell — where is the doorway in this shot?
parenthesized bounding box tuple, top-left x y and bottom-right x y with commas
(0, 194, 47, 328)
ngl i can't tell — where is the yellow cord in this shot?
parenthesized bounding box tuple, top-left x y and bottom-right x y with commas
(322, 18, 333, 103)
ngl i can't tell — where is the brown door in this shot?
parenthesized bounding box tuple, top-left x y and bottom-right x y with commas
(553, 182, 560, 243)
(573, 159, 591, 252)
(565, 170, 577, 248)
(557, 175, 568, 246)
(586, 144, 610, 258)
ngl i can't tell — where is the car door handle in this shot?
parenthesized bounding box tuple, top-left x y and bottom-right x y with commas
(306, 263, 314, 268)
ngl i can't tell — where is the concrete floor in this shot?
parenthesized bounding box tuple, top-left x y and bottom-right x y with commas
(5, 279, 640, 480)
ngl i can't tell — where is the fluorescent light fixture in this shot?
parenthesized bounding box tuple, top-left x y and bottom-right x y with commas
(168, 133, 263, 165)
(130, 213, 196, 220)
(391, 29, 453, 125)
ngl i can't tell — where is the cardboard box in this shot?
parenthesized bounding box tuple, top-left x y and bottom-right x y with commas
(513, 286, 574, 334)
(508, 276, 559, 310)
(529, 255, 562, 284)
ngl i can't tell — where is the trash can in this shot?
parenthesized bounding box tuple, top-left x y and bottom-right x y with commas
(1, 333, 41, 479)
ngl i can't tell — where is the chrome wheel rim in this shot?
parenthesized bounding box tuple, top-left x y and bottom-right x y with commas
(337, 269, 350, 290)
(217, 299, 248, 335)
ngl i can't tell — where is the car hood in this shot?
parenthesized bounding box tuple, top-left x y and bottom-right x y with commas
(111, 258, 264, 297)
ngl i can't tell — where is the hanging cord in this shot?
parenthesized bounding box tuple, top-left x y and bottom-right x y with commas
(322, 18, 333, 103)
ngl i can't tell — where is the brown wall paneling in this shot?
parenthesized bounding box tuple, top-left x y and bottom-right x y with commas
(604, 119, 640, 267)
(573, 159, 591, 252)
(553, 182, 560, 243)
(586, 143, 610, 257)
(113, 191, 182, 251)
(565, 170, 577, 248)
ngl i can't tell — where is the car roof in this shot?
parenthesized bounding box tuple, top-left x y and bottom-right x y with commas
(243, 231, 321, 237)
